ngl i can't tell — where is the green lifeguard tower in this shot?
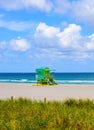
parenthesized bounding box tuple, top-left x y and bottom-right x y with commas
(36, 67, 57, 85)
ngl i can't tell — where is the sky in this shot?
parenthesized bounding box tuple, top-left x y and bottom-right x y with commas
(0, 0, 94, 72)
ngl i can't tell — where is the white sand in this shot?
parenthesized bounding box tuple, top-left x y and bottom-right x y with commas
(0, 83, 94, 101)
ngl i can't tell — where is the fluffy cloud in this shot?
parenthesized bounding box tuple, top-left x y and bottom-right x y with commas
(34, 22, 94, 60)
(34, 22, 60, 47)
(57, 24, 82, 49)
(86, 34, 94, 50)
(35, 22, 60, 38)
(10, 37, 31, 51)
(0, 0, 52, 12)
(35, 22, 82, 49)
(0, 21, 94, 60)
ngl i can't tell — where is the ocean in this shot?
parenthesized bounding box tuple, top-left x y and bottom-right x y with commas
(0, 73, 94, 84)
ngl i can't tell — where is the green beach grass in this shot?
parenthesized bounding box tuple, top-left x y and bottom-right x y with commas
(0, 98, 94, 130)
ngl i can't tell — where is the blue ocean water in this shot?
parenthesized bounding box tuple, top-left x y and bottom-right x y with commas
(0, 73, 94, 84)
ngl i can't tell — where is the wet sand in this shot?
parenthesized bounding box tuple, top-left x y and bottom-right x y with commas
(0, 83, 94, 101)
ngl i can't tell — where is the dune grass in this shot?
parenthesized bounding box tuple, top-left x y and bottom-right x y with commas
(0, 98, 94, 130)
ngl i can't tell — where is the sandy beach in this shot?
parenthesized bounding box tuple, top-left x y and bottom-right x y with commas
(0, 83, 94, 101)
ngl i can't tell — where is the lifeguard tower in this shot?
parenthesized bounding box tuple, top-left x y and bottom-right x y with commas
(36, 67, 57, 85)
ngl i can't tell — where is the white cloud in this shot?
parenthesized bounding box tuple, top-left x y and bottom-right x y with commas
(34, 22, 60, 48)
(86, 34, 94, 50)
(0, 0, 22, 10)
(34, 22, 94, 60)
(0, 0, 52, 12)
(0, 0, 94, 27)
(57, 24, 82, 49)
(54, 0, 71, 14)
(0, 20, 34, 31)
(1, 21, 94, 60)
(71, 0, 94, 25)
(40, 48, 67, 59)
(35, 22, 82, 49)
(10, 37, 31, 51)
(24, 0, 52, 12)
(35, 22, 60, 38)
(52, 0, 94, 27)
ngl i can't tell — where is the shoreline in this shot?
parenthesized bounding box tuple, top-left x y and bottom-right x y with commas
(0, 83, 94, 101)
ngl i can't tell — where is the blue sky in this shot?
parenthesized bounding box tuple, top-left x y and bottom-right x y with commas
(0, 0, 94, 72)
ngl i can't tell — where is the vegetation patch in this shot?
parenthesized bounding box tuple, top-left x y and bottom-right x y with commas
(0, 98, 94, 130)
